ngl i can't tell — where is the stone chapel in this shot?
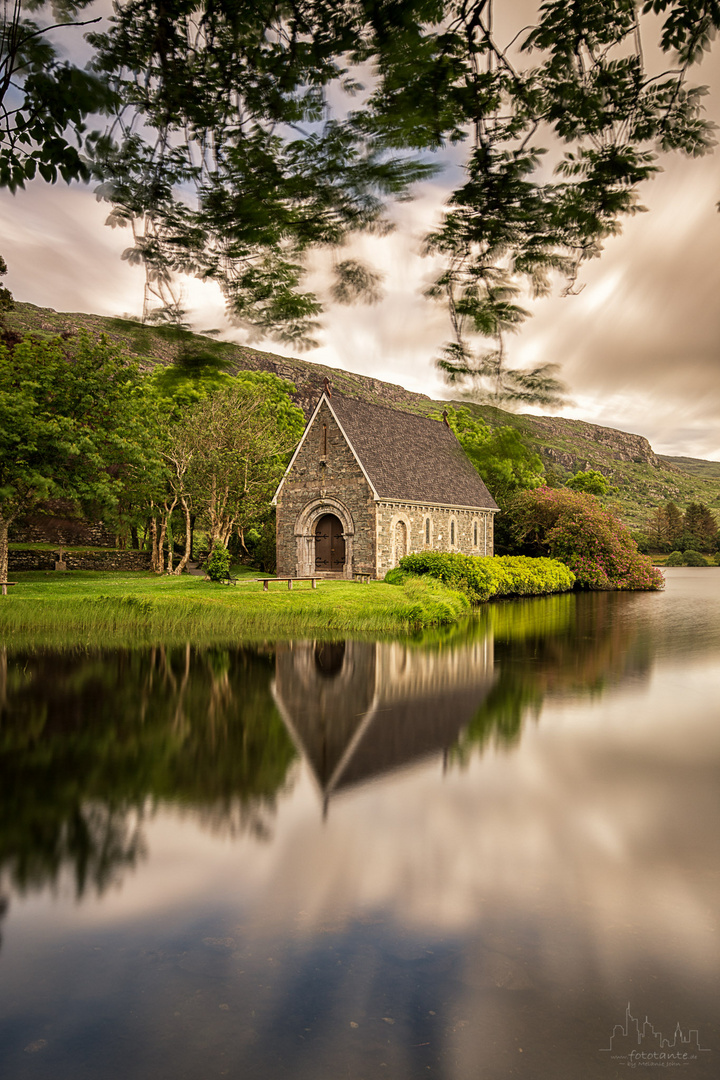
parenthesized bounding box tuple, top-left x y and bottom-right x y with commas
(272, 387, 499, 580)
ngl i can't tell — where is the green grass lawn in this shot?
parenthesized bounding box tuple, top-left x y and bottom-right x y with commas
(0, 569, 471, 648)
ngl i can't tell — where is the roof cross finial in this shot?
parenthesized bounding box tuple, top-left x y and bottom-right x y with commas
(323, 376, 332, 397)
(442, 409, 449, 426)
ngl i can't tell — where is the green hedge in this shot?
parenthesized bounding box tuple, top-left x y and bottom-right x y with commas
(393, 552, 575, 604)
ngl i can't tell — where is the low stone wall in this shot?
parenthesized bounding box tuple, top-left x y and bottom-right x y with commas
(9, 550, 152, 572)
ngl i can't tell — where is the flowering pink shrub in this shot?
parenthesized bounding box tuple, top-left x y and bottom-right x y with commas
(510, 487, 664, 591)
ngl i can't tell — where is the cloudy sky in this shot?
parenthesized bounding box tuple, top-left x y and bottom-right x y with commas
(1, 12, 719, 460)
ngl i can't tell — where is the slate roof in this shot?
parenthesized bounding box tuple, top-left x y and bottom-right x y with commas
(328, 393, 499, 509)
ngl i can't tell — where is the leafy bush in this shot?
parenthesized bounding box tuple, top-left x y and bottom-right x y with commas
(509, 487, 664, 591)
(664, 550, 684, 566)
(398, 551, 574, 604)
(206, 542, 231, 581)
(683, 549, 709, 566)
(384, 567, 409, 585)
(566, 469, 610, 496)
(243, 517, 277, 572)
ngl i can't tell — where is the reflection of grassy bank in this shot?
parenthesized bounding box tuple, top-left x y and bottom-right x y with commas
(0, 571, 469, 648)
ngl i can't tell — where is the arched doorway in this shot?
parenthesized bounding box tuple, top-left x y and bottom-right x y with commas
(315, 513, 346, 571)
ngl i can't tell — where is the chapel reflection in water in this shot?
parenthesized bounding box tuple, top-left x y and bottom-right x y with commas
(272, 637, 496, 813)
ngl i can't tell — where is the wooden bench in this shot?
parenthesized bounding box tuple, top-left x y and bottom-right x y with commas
(218, 571, 238, 585)
(256, 576, 317, 591)
(0, 582, 17, 596)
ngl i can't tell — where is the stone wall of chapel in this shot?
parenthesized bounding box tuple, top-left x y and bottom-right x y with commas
(275, 400, 377, 577)
(376, 502, 494, 575)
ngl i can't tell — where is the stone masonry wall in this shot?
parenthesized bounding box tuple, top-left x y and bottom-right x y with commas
(376, 502, 495, 577)
(9, 550, 152, 572)
(11, 509, 116, 546)
(275, 399, 377, 577)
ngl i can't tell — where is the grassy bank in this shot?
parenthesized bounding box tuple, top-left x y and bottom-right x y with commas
(0, 570, 470, 648)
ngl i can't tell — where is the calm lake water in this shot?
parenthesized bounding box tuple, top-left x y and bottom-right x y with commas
(1, 568, 719, 1079)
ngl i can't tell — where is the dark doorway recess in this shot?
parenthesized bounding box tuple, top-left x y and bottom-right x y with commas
(315, 514, 346, 571)
(314, 642, 346, 678)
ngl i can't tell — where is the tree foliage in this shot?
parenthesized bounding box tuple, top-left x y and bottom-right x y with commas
(0, 254, 13, 311)
(86, 0, 431, 336)
(440, 405, 545, 503)
(648, 498, 718, 551)
(181, 371, 304, 549)
(509, 485, 664, 590)
(0, 332, 152, 581)
(682, 500, 718, 551)
(566, 468, 611, 496)
(0, 0, 113, 190)
(374, 0, 720, 403)
(2, 1, 719, 392)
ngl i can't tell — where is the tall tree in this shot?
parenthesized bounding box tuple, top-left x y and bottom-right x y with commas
(184, 372, 305, 550)
(0, 333, 150, 582)
(663, 500, 684, 545)
(439, 405, 545, 552)
(683, 501, 718, 551)
(441, 406, 545, 504)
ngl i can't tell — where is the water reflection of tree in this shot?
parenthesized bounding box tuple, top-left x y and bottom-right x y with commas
(0, 646, 296, 898)
(450, 591, 656, 760)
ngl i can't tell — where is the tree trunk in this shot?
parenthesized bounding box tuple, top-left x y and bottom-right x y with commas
(150, 515, 160, 573)
(173, 496, 192, 575)
(157, 518, 168, 575)
(0, 517, 9, 587)
(156, 497, 177, 575)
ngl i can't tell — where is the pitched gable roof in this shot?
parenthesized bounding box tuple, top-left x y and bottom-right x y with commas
(328, 393, 499, 509)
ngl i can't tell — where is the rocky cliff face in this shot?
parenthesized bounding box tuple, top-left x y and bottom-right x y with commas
(517, 415, 662, 471)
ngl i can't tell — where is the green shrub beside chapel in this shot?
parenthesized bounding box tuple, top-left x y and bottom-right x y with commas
(389, 552, 575, 604)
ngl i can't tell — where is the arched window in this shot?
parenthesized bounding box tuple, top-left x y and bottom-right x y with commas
(473, 520, 478, 547)
(450, 519, 455, 546)
(395, 519, 408, 563)
(425, 517, 431, 544)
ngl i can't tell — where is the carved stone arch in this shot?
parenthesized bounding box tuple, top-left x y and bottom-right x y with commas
(294, 497, 355, 577)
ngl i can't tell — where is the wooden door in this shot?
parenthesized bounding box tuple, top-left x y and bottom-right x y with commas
(315, 514, 345, 571)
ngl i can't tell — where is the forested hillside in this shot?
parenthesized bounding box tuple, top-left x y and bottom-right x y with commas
(6, 302, 719, 529)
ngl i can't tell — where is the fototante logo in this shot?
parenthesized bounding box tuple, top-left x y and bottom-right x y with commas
(600, 1003, 711, 1069)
